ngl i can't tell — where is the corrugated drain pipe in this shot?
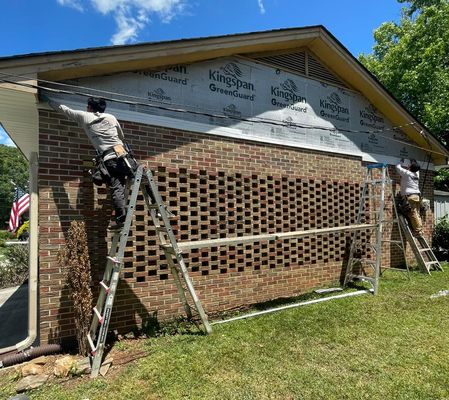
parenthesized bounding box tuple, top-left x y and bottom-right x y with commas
(0, 344, 62, 368)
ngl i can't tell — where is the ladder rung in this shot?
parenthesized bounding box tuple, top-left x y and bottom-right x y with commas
(107, 256, 121, 264)
(419, 248, 432, 253)
(351, 258, 376, 266)
(93, 307, 104, 324)
(426, 261, 441, 266)
(382, 240, 402, 244)
(366, 179, 384, 184)
(100, 281, 110, 293)
(347, 274, 376, 285)
(87, 333, 97, 355)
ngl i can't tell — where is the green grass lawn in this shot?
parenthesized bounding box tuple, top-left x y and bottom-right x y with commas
(2, 265, 449, 400)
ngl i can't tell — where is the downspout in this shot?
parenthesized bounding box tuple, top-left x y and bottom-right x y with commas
(0, 152, 39, 355)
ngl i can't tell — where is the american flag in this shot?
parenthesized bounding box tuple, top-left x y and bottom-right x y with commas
(8, 186, 30, 232)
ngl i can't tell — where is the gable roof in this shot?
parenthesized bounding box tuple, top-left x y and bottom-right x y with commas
(0, 26, 448, 164)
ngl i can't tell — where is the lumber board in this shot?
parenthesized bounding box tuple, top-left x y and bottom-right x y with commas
(174, 223, 376, 251)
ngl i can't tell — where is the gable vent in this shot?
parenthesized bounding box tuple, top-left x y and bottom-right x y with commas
(250, 50, 347, 88)
(255, 51, 306, 75)
(307, 53, 345, 87)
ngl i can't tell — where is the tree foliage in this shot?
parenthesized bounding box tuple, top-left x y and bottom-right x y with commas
(432, 216, 449, 259)
(434, 168, 449, 191)
(359, 0, 449, 143)
(398, 0, 446, 16)
(0, 145, 28, 227)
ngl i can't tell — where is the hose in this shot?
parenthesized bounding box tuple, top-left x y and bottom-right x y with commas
(0, 344, 62, 368)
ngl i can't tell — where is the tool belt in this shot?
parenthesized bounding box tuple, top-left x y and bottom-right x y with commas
(102, 144, 127, 159)
(90, 143, 139, 186)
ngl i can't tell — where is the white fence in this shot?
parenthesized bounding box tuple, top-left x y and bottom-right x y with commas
(434, 191, 449, 222)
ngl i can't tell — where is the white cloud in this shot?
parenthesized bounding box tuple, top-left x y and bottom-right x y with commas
(110, 5, 148, 45)
(257, 0, 266, 14)
(56, 0, 84, 12)
(56, 0, 187, 45)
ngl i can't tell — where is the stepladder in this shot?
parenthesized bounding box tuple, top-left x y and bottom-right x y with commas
(344, 163, 409, 294)
(397, 214, 443, 274)
(87, 164, 212, 378)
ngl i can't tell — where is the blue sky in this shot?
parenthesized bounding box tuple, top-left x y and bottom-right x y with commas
(0, 0, 407, 145)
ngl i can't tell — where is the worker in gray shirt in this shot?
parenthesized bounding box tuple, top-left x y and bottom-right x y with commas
(46, 96, 131, 230)
(396, 158, 423, 237)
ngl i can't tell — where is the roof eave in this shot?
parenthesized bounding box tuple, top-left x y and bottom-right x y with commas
(309, 30, 449, 164)
(0, 27, 323, 81)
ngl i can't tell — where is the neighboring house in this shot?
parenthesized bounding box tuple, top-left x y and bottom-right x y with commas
(0, 26, 448, 350)
(434, 191, 449, 222)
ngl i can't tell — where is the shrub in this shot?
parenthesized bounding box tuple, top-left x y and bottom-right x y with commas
(0, 244, 29, 289)
(434, 168, 449, 191)
(58, 220, 93, 356)
(16, 220, 29, 241)
(0, 230, 13, 247)
(432, 216, 449, 260)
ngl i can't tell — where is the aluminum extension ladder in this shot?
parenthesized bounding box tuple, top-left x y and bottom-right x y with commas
(344, 163, 408, 295)
(397, 214, 443, 274)
(87, 165, 212, 378)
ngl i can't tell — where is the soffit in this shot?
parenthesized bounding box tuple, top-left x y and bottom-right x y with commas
(0, 86, 38, 160)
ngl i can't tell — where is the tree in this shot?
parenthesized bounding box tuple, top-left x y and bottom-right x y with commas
(398, 0, 445, 16)
(359, 0, 449, 143)
(434, 168, 449, 191)
(0, 145, 28, 228)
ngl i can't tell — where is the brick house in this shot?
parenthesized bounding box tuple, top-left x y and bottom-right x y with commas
(0, 26, 448, 350)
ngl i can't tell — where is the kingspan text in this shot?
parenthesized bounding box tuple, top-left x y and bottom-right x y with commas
(360, 110, 384, 124)
(209, 84, 255, 101)
(320, 99, 349, 115)
(141, 71, 188, 85)
(209, 70, 255, 91)
(271, 86, 307, 103)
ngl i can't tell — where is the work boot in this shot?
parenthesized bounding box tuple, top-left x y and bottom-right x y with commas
(108, 214, 126, 231)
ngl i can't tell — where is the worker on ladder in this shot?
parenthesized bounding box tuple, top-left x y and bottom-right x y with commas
(41, 95, 136, 231)
(396, 158, 423, 237)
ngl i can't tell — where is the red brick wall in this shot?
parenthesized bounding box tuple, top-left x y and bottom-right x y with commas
(37, 109, 435, 343)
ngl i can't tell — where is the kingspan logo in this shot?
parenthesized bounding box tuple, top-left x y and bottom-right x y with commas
(283, 116, 294, 126)
(271, 79, 307, 113)
(208, 62, 252, 89)
(148, 88, 171, 103)
(223, 104, 241, 118)
(360, 104, 385, 127)
(209, 62, 255, 101)
(400, 146, 409, 158)
(319, 92, 350, 123)
(272, 79, 307, 103)
(282, 116, 305, 135)
(368, 133, 378, 144)
(320, 93, 349, 115)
